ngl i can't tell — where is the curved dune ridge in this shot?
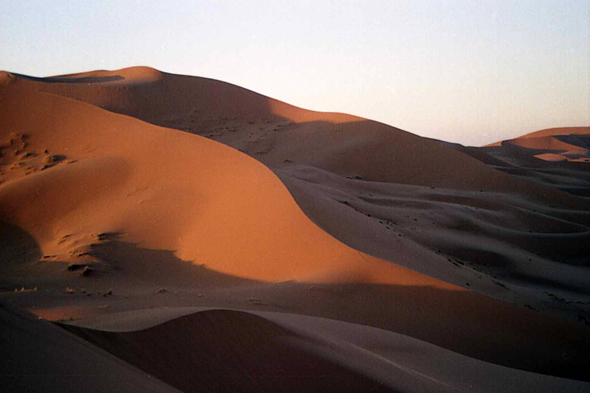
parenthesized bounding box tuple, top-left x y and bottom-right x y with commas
(2, 67, 590, 392)
(0, 303, 181, 393)
(486, 127, 590, 146)
(478, 126, 590, 200)
(51, 65, 165, 83)
(0, 86, 431, 284)
(8, 66, 582, 191)
(60, 308, 590, 393)
(486, 126, 590, 163)
(514, 127, 590, 139)
(10, 66, 164, 85)
(8, 68, 590, 278)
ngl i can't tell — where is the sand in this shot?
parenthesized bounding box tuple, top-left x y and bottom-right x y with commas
(1, 67, 589, 392)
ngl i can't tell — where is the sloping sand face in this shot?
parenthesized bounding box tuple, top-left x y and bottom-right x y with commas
(14, 67, 584, 190)
(60, 308, 590, 393)
(2, 68, 590, 391)
(0, 87, 430, 285)
(486, 127, 590, 163)
(0, 303, 181, 393)
(11, 68, 590, 306)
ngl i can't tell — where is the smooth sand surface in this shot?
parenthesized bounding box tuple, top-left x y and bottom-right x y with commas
(2, 67, 590, 392)
(61, 307, 590, 393)
(0, 303, 181, 393)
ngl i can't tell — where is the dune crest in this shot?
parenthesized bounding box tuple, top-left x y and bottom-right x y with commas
(0, 71, 17, 85)
(0, 86, 456, 286)
(54, 66, 164, 83)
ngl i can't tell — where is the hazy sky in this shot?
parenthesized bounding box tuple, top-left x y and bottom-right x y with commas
(2, 0, 588, 146)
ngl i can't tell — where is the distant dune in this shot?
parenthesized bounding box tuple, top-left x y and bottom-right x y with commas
(501, 126, 590, 140)
(487, 126, 590, 161)
(1, 67, 589, 392)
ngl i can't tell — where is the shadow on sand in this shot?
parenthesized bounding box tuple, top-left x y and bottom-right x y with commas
(11, 72, 125, 84)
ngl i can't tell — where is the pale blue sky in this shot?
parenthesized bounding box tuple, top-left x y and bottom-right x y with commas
(1, 0, 588, 146)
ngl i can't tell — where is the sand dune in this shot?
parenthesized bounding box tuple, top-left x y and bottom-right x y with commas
(61, 308, 590, 393)
(9, 68, 590, 304)
(1, 87, 422, 284)
(11, 67, 586, 193)
(486, 127, 590, 162)
(472, 127, 590, 200)
(498, 127, 590, 140)
(0, 303, 180, 393)
(2, 67, 590, 392)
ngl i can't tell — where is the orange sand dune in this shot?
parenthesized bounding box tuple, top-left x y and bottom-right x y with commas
(0, 86, 432, 285)
(4, 68, 589, 309)
(515, 127, 590, 139)
(487, 127, 590, 146)
(9, 68, 589, 291)
(10, 66, 586, 196)
(478, 127, 590, 195)
(485, 127, 590, 163)
(4, 66, 357, 126)
(2, 67, 590, 391)
(505, 136, 583, 151)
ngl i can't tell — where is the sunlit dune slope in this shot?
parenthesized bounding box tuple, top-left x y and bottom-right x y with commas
(508, 127, 590, 140)
(0, 86, 447, 286)
(486, 127, 590, 162)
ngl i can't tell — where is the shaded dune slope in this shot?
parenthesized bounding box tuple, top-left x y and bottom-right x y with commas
(63, 309, 396, 393)
(0, 303, 180, 393)
(61, 308, 590, 393)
